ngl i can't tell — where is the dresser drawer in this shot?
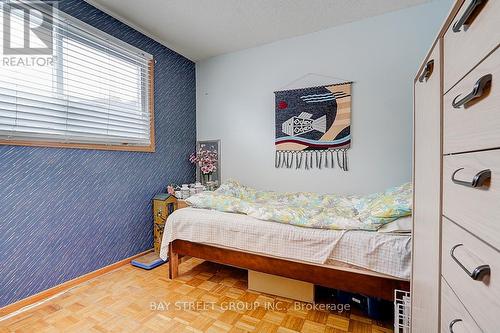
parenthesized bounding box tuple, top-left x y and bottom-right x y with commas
(444, 0, 500, 91)
(442, 217, 500, 333)
(441, 277, 482, 333)
(443, 150, 500, 251)
(444, 47, 500, 154)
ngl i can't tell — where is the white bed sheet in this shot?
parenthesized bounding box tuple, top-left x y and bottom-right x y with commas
(159, 208, 411, 280)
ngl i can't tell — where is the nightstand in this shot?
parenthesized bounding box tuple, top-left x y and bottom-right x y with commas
(177, 199, 190, 209)
(152, 194, 178, 254)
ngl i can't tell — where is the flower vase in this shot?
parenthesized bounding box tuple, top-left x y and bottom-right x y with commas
(202, 173, 216, 190)
(202, 172, 212, 185)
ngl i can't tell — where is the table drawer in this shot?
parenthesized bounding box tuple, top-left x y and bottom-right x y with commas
(444, 0, 500, 92)
(443, 150, 500, 251)
(442, 217, 500, 333)
(441, 277, 482, 333)
(444, 47, 500, 154)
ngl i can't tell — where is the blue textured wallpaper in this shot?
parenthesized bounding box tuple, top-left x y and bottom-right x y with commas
(0, 0, 196, 307)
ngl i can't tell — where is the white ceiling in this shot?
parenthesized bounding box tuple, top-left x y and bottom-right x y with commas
(86, 0, 433, 61)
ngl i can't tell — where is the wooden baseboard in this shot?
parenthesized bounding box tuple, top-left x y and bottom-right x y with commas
(0, 249, 152, 317)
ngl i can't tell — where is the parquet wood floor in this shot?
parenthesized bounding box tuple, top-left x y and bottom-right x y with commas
(0, 258, 394, 333)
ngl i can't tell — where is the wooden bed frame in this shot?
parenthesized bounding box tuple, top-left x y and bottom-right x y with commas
(168, 240, 409, 301)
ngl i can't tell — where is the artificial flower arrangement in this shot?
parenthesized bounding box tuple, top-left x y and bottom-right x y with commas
(189, 147, 218, 183)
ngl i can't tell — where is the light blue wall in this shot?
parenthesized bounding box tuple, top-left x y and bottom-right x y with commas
(0, 0, 196, 307)
(196, 0, 452, 194)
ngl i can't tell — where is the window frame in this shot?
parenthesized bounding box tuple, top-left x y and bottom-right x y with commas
(0, 3, 156, 153)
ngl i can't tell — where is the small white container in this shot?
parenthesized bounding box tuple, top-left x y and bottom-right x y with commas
(194, 182, 204, 194)
(181, 184, 190, 199)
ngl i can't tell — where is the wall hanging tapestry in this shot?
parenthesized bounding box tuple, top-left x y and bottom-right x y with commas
(274, 82, 352, 171)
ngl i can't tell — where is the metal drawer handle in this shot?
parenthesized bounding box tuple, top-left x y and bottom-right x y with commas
(449, 319, 462, 333)
(450, 244, 491, 280)
(451, 168, 491, 188)
(452, 74, 492, 108)
(452, 0, 487, 33)
(418, 59, 434, 82)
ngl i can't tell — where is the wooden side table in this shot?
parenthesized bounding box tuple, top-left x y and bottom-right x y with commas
(152, 194, 178, 254)
(177, 199, 189, 209)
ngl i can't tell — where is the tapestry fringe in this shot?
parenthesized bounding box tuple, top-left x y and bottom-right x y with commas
(275, 149, 349, 171)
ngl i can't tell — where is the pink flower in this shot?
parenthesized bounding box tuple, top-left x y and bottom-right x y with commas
(190, 147, 218, 174)
(167, 186, 175, 195)
(189, 152, 198, 164)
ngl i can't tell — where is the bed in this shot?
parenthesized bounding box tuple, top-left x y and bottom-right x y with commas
(160, 206, 411, 301)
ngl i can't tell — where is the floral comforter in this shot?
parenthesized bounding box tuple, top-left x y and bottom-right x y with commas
(185, 180, 412, 231)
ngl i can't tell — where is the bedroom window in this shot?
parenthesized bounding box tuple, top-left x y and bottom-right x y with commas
(0, 1, 155, 152)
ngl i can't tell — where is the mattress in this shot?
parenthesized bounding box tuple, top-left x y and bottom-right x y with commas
(159, 208, 411, 280)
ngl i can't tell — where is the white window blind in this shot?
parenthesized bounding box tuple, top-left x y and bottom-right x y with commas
(0, 2, 154, 148)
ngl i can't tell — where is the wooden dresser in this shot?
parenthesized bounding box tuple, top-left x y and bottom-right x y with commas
(412, 0, 500, 332)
